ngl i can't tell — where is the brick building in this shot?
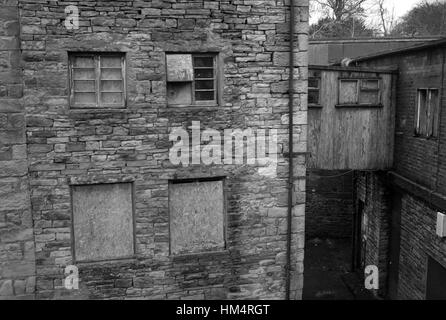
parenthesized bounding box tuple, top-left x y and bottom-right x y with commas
(0, 0, 309, 299)
(351, 39, 446, 299)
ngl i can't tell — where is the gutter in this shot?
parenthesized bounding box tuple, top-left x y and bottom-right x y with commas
(285, 0, 296, 301)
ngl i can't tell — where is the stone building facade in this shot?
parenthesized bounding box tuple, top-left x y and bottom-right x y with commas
(0, 0, 309, 299)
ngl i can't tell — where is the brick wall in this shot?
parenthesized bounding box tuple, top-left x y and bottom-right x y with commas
(397, 193, 446, 299)
(356, 171, 390, 297)
(7, 0, 310, 299)
(357, 42, 446, 300)
(357, 171, 446, 299)
(358, 47, 446, 199)
(305, 169, 353, 239)
(0, 0, 36, 299)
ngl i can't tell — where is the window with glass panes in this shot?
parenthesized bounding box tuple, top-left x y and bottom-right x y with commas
(166, 53, 218, 105)
(69, 53, 126, 108)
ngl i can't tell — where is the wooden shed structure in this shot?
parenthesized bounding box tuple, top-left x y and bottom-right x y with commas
(307, 66, 396, 170)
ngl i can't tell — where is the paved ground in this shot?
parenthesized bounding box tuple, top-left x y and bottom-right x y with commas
(303, 237, 376, 300)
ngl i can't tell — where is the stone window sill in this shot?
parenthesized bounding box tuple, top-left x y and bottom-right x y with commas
(170, 250, 229, 262)
(335, 104, 383, 109)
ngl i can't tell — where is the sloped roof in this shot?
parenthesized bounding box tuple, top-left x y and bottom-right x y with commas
(352, 37, 446, 62)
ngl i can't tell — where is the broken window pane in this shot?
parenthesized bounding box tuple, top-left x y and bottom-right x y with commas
(167, 82, 192, 105)
(308, 89, 320, 105)
(416, 89, 428, 135)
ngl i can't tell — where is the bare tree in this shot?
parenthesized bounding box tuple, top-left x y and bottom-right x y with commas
(371, 0, 397, 36)
(313, 0, 368, 21)
(310, 0, 377, 38)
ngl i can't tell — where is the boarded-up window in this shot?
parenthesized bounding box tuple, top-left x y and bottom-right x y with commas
(72, 183, 134, 262)
(69, 53, 126, 108)
(339, 79, 381, 106)
(166, 53, 218, 105)
(415, 88, 439, 138)
(308, 77, 321, 106)
(169, 180, 225, 255)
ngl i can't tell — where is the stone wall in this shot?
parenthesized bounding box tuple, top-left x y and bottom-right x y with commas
(0, 0, 36, 299)
(9, 0, 310, 299)
(356, 171, 390, 297)
(305, 169, 353, 239)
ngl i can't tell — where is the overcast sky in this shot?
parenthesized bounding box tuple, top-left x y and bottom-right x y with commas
(309, 0, 437, 25)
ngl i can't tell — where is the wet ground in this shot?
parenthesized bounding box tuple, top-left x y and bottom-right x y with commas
(303, 237, 376, 300)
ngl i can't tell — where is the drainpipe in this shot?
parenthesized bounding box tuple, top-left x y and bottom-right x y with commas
(434, 50, 445, 194)
(285, 0, 296, 301)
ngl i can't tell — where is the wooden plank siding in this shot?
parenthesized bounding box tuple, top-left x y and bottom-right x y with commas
(308, 68, 395, 170)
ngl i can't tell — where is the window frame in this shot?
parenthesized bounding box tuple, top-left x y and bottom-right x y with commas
(68, 52, 127, 109)
(337, 77, 382, 107)
(70, 182, 136, 264)
(168, 177, 227, 257)
(166, 52, 220, 107)
(415, 88, 440, 138)
(308, 77, 321, 107)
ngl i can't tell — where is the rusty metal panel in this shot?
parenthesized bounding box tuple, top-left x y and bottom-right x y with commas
(169, 180, 225, 255)
(72, 183, 134, 262)
(166, 54, 193, 82)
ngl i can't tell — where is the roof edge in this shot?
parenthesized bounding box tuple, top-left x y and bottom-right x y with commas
(352, 37, 446, 62)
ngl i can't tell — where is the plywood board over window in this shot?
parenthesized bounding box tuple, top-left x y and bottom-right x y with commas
(169, 180, 225, 255)
(71, 183, 134, 262)
(69, 53, 126, 109)
(338, 78, 381, 107)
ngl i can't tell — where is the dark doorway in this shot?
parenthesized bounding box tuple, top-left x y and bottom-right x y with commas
(303, 170, 355, 300)
(387, 192, 402, 299)
(426, 257, 446, 300)
(352, 200, 366, 272)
